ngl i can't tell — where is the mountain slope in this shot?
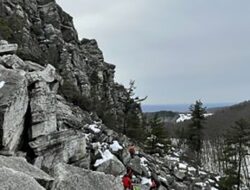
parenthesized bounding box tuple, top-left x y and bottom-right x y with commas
(176, 101, 250, 138)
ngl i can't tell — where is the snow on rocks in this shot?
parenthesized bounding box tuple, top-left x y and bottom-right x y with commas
(211, 187, 219, 190)
(141, 177, 151, 185)
(176, 113, 213, 123)
(110, 140, 123, 152)
(178, 163, 188, 170)
(94, 149, 114, 167)
(0, 81, 5, 89)
(94, 149, 125, 176)
(176, 113, 192, 123)
(88, 124, 101, 133)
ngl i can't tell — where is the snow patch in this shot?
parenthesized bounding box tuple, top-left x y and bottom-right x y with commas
(0, 81, 5, 89)
(156, 143, 164, 148)
(94, 149, 114, 167)
(176, 114, 192, 123)
(179, 163, 188, 170)
(215, 175, 221, 182)
(141, 177, 151, 185)
(204, 113, 213, 117)
(176, 113, 213, 123)
(188, 166, 196, 172)
(211, 187, 219, 190)
(165, 155, 180, 162)
(159, 176, 167, 182)
(110, 141, 123, 152)
(195, 182, 206, 187)
(88, 124, 101, 133)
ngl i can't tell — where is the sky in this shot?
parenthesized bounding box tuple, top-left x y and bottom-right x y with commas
(57, 0, 250, 105)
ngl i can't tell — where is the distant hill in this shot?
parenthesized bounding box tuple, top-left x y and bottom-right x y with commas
(142, 102, 235, 113)
(176, 101, 250, 139)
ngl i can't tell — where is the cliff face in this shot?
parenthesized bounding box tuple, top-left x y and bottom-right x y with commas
(0, 0, 139, 132)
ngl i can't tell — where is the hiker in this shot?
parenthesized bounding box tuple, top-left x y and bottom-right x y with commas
(127, 166, 133, 179)
(122, 174, 133, 190)
(149, 176, 160, 190)
(128, 144, 135, 158)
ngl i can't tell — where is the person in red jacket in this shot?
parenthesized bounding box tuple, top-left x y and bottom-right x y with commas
(122, 174, 133, 190)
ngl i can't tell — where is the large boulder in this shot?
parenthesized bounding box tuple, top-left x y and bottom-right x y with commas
(127, 156, 143, 175)
(27, 64, 58, 139)
(29, 81, 57, 139)
(95, 150, 125, 176)
(0, 155, 53, 184)
(0, 167, 45, 190)
(0, 65, 28, 152)
(29, 130, 86, 171)
(0, 41, 18, 54)
(51, 163, 123, 190)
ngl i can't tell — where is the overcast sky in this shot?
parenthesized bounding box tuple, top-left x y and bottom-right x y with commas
(57, 0, 250, 105)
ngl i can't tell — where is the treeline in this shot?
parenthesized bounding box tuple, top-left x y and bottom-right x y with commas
(176, 100, 250, 190)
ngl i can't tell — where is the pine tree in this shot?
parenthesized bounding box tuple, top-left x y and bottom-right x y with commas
(219, 119, 250, 190)
(145, 114, 171, 154)
(120, 80, 147, 141)
(187, 100, 206, 168)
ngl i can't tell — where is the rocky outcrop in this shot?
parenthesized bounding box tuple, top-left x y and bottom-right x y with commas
(0, 0, 143, 134)
(0, 64, 28, 152)
(30, 130, 86, 171)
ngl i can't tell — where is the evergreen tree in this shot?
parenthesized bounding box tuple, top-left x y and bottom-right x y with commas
(219, 119, 250, 190)
(145, 114, 171, 154)
(120, 80, 147, 141)
(187, 100, 206, 168)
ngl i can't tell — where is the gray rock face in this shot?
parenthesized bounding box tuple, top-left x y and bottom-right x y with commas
(0, 42, 18, 54)
(56, 96, 92, 130)
(29, 81, 57, 139)
(26, 64, 56, 85)
(51, 163, 123, 190)
(127, 156, 143, 175)
(96, 154, 125, 176)
(0, 167, 45, 190)
(0, 0, 142, 133)
(0, 65, 28, 152)
(30, 130, 86, 171)
(0, 155, 53, 183)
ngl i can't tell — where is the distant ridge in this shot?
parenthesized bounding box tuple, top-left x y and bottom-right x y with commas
(142, 102, 235, 113)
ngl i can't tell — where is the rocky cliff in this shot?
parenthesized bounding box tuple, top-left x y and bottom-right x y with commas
(0, 1, 222, 190)
(0, 0, 141, 133)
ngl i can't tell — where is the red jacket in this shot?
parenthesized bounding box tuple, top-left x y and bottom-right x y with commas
(128, 146, 135, 154)
(122, 176, 132, 188)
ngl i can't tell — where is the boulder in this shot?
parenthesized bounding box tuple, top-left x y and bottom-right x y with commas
(26, 64, 56, 85)
(0, 167, 45, 190)
(127, 156, 143, 175)
(29, 130, 86, 171)
(51, 163, 123, 190)
(30, 81, 57, 139)
(0, 155, 53, 184)
(0, 43, 18, 54)
(0, 54, 27, 70)
(173, 167, 186, 181)
(0, 65, 28, 152)
(95, 152, 125, 176)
